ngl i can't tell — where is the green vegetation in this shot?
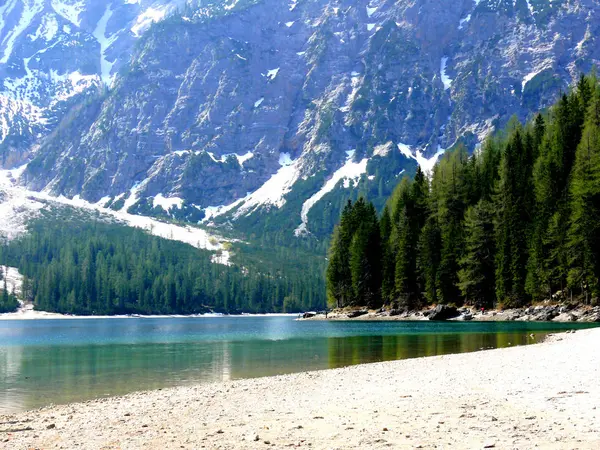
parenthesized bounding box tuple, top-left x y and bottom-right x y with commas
(327, 74, 600, 310)
(0, 209, 326, 315)
(0, 267, 19, 313)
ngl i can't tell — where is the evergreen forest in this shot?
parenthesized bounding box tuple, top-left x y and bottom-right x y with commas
(0, 210, 326, 315)
(327, 74, 600, 311)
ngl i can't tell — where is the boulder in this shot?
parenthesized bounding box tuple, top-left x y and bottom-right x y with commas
(535, 306, 559, 322)
(347, 309, 368, 318)
(302, 312, 316, 319)
(428, 305, 460, 321)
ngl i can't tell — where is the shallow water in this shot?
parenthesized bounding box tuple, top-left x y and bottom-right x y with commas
(0, 316, 596, 413)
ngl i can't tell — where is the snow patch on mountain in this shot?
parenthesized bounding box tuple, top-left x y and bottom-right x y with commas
(1, 266, 24, 296)
(440, 57, 452, 90)
(153, 193, 183, 212)
(295, 152, 368, 235)
(397, 143, 414, 160)
(92, 5, 117, 85)
(0, 165, 44, 240)
(266, 68, 280, 81)
(207, 151, 254, 166)
(526, 0, 535, 16)
(416, 146, 446, 175)
(0, 1, 16, 38)
(232, 154, 302, 217)
(396, 142, 446, 175)
(30, 14, 59, 42)
(458, 14, 471, 29)
(203, 200, 245, 223)
(132, 7, 167, 37)
(51, 0, 85, 26)
(1, 0, 44, 64)
(50, 71, 99, 104)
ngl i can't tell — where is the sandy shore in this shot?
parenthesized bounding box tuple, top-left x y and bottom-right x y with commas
(2, 329, 600, 449)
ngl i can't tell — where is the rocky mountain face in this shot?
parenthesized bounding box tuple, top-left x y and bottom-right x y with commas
(0, 0, 187, 162)
(3, 0, 599, 238)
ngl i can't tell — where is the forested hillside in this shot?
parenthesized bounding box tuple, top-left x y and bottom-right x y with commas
(327, 74, 600, 310)
(0, 210, 326, 315)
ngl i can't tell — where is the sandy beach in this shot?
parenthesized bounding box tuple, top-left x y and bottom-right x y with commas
(2, 328, 599, 449)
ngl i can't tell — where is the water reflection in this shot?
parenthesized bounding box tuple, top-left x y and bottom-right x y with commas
(1, 330, 544, 413)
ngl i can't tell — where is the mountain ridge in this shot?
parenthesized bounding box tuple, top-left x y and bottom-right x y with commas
(1, 0, 598, 238)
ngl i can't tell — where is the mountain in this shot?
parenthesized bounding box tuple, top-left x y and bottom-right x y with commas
(3, 0, 599, 240)
(0, 0, 191, 162)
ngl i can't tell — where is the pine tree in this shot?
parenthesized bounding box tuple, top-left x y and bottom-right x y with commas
(494, 126, 536, 306)
(458, 201, 496, 308)
(432, 147, 469, 304)
(379, 206, 395, 302)
(417, 216, 441, 304)
(394, 206, 417, 305)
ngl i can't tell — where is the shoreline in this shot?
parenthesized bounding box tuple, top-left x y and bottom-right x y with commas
(0, 304, 298, 320)
(2, 328, 600, 449)
(302, 304, 600, 323)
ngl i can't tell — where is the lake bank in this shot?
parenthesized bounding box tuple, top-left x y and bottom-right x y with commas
(3, 327, 600, 449)
(303, 303, 600, 323)
(0, 302, 296, 320)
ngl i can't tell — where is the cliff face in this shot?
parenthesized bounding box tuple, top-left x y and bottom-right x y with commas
(0, 0, 184, 162)
(3, 0, 599, 237)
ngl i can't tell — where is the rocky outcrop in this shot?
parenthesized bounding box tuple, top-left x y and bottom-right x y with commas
(428, 304, 460, 321)
(0, 0, 190, 166)
(302, 304, 600, 322)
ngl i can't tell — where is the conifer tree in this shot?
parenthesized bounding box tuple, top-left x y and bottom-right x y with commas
(495, 128, 531, 306)
(432, 147, 469, 304)
(418, 216, 441, 304)
(379, 206, 395, 302)
(458, 201, 496, 308)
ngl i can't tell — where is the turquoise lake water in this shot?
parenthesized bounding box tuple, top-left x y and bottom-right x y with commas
(0, 316, 597, 413)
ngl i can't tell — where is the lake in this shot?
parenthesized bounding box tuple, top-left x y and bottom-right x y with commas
(0, 316, 597, 414)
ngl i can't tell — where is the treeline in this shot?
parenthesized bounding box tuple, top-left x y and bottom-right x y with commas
(0, 214, 325, 315)
(327, 74, 600, 310)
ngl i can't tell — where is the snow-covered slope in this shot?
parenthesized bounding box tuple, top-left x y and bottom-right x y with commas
(0, 165, 232, 264)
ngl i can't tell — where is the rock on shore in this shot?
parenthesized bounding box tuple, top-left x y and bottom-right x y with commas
(304, 304, 600, 322)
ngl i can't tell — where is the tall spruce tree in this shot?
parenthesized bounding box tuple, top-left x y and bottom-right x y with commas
(457, 201, 496, 308)
(432, 147, 470, 304)
(379, 205, 395, 302)
(495, 127, 532, 306)
(418, 216, 441, 304)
